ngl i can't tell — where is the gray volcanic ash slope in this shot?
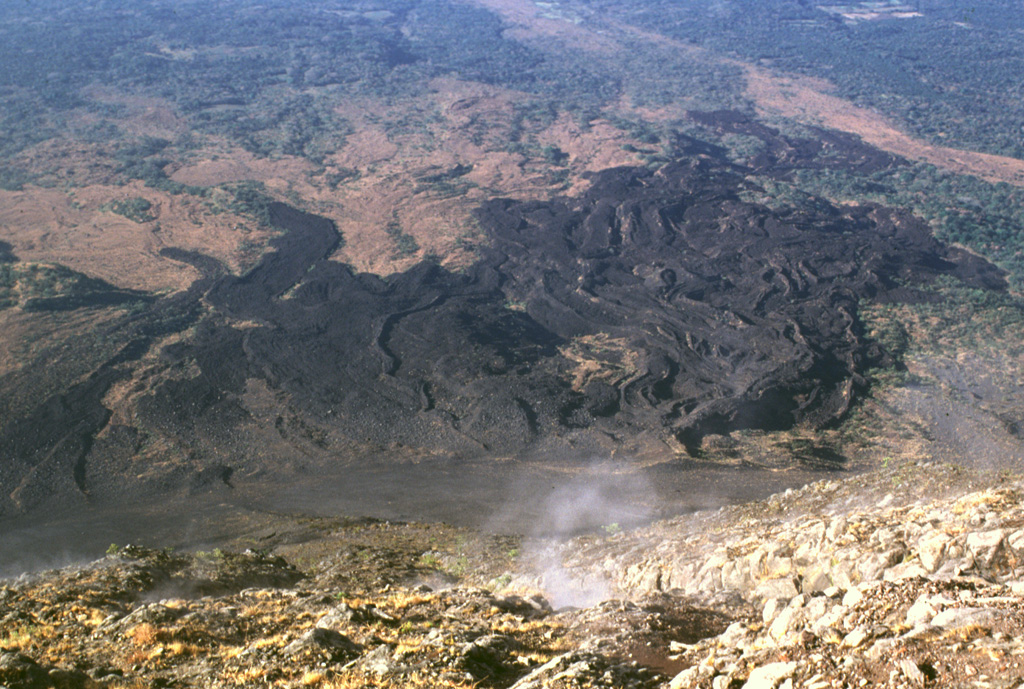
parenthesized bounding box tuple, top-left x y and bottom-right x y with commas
(0, 130, 1007, 517)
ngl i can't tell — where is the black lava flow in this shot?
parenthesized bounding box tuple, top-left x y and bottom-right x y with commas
(0, 121, 1008, 517)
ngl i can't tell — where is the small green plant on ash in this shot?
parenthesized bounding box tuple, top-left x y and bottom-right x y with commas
(491, 572, 513, 589)
(1, 623, 37, 649)
(194, 548, 226, 563)
(448, 555, 469, 577)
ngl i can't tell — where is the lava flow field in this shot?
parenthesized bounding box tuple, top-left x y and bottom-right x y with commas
(0, 116, 1007, 519)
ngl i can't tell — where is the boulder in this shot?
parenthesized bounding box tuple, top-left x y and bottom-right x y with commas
(283, 627, 361, 661)
(966, 530, 1007, 569)
(0, 652, 53, 689)
(931, 607, 1000, 631)
(742, 661, 796, 689)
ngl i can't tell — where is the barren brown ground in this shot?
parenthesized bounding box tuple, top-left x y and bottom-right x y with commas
(307, 78, 644, 276)
(0, 181, 276, 292)
(466, 0, 620, 55)
(168, 145, 313, 188)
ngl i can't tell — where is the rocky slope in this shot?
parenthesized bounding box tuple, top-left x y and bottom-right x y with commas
(3, 461, 1024, 688)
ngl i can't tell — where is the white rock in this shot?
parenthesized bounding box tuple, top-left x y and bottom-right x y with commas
(826, 516, 848, 541)
(742, 661, 797, 689)
(763, 598, 786, 625)
(931, 606, 999, 630)
(1008, 529, 1024, 552)
(719, 622, 749, 647)
(842, 587, 864, 607)
(793, 541, 818, 567)
(905, 597, 937, 627)
(901, 623, 938, 640)
(669, 665, 713, 689)
(918, 534, 950, 573)
(874, 527, 897, 547)
(883, 562, 930, 582)
(769, 605, 805, 642)
(754, 577, 799, 601)
(842, 627, 870, 648)
(966, 529, 1007, 568)
(802, 520, 827, 545)
(866, 638, 898, 661)
(899, 659, 926, 687)
(801, 566, 832, 594)
(809, 604, 847, 635)
(857, 549, 903, 581)
(765, 554, 794, 578)
(804, 596, 828, 621)
(721, 559, 753, 590)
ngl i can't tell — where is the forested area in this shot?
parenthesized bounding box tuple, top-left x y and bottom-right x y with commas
(790, 163, 1024, 289)
(597, 0, 1024, 159)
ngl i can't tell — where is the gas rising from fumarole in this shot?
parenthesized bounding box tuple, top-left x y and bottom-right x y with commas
(493, 462, 658, 608)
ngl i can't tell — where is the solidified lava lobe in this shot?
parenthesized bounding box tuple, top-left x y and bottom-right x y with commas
(475, 155, 1003, 449)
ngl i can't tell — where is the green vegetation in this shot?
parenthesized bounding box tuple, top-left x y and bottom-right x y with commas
(105, 197, 155, 223)
(194, 548, 227, 562)
(200, 181, 277, 228)
(0, 262, 143, 311)
(385, 216, 419, 258)
(790, 163, 1024, 288)
(865, 277, 1024, 360)
(0, 165, 32, 191)
(221, 181, 275, 227)
(0, 623, 37, 648)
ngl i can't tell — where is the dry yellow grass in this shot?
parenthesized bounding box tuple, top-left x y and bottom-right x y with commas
(129, 623, 160, 646)
(381, 591, 435, 611)
(559, 334, 641, 391)
(301, 670, 328, 686)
